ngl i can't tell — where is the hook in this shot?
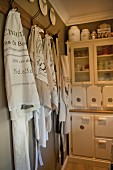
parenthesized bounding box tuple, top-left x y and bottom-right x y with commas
(9, 0, 18, 11)
(52, 30, 60, 43)
(10, 0, 14, 3)
(10, 0, 14, 9)
(31, 9, 40, 25)
(44, 23, 52, 34)
(56, 30, 60, 35)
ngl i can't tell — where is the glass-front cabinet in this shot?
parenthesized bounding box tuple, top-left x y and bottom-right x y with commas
(94, 39, 113, 85)
(70, 42, 94, 85)
(67, 38, 113, 86)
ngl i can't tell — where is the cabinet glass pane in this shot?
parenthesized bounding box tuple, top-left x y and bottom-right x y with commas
(96, 45, 113, 81)
(74, 47, 90, 82)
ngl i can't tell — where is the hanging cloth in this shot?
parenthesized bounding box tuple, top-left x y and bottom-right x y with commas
(4, 9, 41, 170)
(28, 25, 52, 170)
(34, 106, 48, 148)
(35, 140, 44, 170)
(43, 34, 54, 93)
(53, 37, 70, 165)
(28, 25, 51, 113)
(4, 9, 40, 112)
(60, 55, 70, 107)
(44, 34, 58, 112)
(28, 25, 52, 134)
(44, 34, 59, 135)
(60, 55, 70, 134)
(52, 39, 60, 104)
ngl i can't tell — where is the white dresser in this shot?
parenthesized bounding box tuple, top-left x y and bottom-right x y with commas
(68, 110, 113, 170)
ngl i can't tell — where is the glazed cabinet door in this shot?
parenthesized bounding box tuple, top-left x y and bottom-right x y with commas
(70, 42, 94, 85)
(94, 38, 113, 85)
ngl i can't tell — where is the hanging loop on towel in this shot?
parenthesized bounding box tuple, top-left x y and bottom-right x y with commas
(9, 0, 18, 11)
(31, 9, 40, 25)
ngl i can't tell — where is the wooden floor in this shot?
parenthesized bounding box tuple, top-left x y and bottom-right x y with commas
(64, 162, 108, 170)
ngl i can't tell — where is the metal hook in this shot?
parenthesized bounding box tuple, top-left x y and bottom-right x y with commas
(52, 30, 60, 43)
(10, 0, 14, 3)
(9, 0, 18, 11)
(57, 30, 60, 35)
(44, 23, 52, 34)
(31, 9, 40, 25)
(10, 0, 14, 8)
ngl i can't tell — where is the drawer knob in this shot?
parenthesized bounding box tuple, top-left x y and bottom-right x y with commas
(80, 125, 84, 129)
(92, 98, 96, 102)
(108, 98, 113, 102)
(76, 98, 81, 102)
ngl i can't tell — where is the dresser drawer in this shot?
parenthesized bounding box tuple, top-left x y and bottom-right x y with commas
(95, 115, 113, 137)
(95, 138, 112, 160)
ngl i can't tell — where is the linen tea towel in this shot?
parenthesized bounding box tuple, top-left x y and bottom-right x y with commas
(28, 25, 51, 111)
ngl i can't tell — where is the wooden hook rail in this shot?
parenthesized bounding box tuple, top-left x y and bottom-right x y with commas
(0, 0, 53, 35)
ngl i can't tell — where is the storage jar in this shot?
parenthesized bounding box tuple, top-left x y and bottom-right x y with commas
(81, 29, 90, 41)
(68, 26, 80, 41)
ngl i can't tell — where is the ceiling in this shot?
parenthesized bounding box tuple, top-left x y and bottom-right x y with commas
(48, 0, 113, 26)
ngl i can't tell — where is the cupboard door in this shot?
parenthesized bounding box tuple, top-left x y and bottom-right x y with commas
(94, 38, 113, 85)
(87, 86, 102, 108)
(72, 86, 87, 108)
(72, 113, 94, 157)
(103, 86, 113, 108)
(70, 42, 94, 85)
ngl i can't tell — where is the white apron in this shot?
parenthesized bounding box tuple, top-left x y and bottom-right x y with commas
(44, 34, 59, 137)
(28, 26, 52, 169)
(4, 9, 40, 170)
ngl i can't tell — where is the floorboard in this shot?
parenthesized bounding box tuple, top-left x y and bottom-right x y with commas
(63, 162, 109, 170)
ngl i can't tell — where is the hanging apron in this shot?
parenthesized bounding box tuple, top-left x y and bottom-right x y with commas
(28, 26, 51, 112)
(28, 25, 52, 170)
(44, 34, 59, 134)
(4, 9, 41, 170)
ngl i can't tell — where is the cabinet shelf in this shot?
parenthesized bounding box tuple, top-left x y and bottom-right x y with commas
(75, 70, 89, 73)
(74, 56, 89, 59)
(97, 69, 113, 72)
(97, 54, 113, 58)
